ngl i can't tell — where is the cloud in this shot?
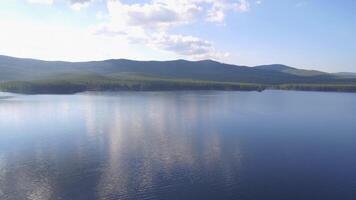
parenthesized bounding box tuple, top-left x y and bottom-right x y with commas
(206, 0, 250, 22)
(106, 0, 202, 30)
(69, 0, 93, 10)
(69, 0, 91, 3)
(27, 0, 53, 4)
(106, 0, 251, 27)
(206, 2, 226, 22)
(151, 32, 228, 59)
(152, 33, 212, 56)
(0, 18, 162, 62)
(25, 0, 251, 61)
(236, 0, 250, 12)
(93, 26, 127, 37)
(92, 0, 244, 60)
(27, 0, 94, 10)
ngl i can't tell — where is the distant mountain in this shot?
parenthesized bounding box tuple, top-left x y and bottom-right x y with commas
(333, 72, 356, 79)
(0, 55, 354, 84)
(253, 64, 327, 77)
(0, 55, 356, 94)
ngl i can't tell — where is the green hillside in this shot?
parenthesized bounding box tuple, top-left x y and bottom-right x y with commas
(1, 55, 356, 94)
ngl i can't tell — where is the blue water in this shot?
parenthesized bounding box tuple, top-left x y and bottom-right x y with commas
(0, 91, 356, 200)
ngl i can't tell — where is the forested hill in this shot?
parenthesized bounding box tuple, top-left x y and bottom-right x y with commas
(0, 55, 355, 94)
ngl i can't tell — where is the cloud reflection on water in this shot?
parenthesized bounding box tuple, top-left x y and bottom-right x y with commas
(0, 92, 243, 200)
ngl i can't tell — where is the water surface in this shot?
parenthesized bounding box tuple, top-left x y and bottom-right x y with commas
(0, 91, 356, 200)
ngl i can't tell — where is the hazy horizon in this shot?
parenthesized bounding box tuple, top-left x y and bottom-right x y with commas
(0, 0, 355, 72)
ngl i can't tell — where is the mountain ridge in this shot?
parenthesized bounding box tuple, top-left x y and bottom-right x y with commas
(1, 55, 356, 94)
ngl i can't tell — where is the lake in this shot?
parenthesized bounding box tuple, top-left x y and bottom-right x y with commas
(0, 90, 356, 200)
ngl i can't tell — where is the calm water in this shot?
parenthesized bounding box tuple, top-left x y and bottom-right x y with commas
(0, 91, 356, 200)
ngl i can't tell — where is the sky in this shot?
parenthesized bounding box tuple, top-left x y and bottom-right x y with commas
(0, 0, 355, 72)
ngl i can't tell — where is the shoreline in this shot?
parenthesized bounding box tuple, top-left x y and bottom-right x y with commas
(1, 87, 356, 95)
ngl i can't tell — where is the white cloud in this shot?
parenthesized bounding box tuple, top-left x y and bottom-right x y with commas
(106, 0, 251, 27)
(152, 33, 211, 56)
(70, 3, 89, 11)
(69, 0, 91, 3)
(27, 0, 53, 5)
(95, 0, 243, 60)
(69, 0, 93, 11)
(22, 0, 253, 61)
(206, 9, 225, 22)
(106, 0, 202, 30)
(206, 0, 250, 22)
(27, 0, 94, 10)
(206, 2, 226, 22)
(0, 19, 166, 61)
(235, 0, 250, 12)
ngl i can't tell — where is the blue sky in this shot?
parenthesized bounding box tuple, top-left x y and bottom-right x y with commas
(0, 0, 355, 72)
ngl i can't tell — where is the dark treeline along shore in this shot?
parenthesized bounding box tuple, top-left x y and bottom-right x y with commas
(0, 55, 356, 94)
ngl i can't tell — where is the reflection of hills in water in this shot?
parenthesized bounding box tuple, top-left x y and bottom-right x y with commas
(0, 92, 243, 200)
